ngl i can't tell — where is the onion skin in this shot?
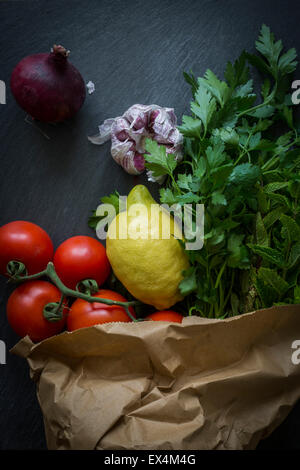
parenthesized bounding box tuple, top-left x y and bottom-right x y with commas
(10, 45, 86, 123)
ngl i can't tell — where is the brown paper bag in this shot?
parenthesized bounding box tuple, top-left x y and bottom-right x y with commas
(12, 304, 300, 450)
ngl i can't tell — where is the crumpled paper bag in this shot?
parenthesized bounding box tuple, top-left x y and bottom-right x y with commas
(12, 304, 300, 450)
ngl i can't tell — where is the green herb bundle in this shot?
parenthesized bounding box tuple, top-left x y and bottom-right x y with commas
(144, 25, 300, 317)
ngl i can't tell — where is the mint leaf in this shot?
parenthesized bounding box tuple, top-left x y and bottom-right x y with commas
(255, 212, 268, 246)
(247, 244, 285, 267)
(264, 181, 289, 193)
(268, 192, 291, 209)
(287, 242, 300, 270)
(288, 177, 300, 199)
(280, 214, 300, 242)
(258, 267, 289, 297)
(263, 207, 284, 230)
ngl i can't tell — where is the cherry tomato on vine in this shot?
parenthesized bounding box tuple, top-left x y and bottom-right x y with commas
(145, 310, 183, 323)
(53, 236, 111, 290)
(67, 289, 135, 331)
(6, 280, 67, 342)
(0, 221, 53, 276)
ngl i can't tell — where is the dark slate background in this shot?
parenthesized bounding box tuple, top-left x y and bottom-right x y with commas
(0, 0, 299, 450)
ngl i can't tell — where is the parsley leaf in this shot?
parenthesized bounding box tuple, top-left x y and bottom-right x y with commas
(144, 138, 177, 178)
(191, 82, 216, 135)
(88, 190, 120, 229)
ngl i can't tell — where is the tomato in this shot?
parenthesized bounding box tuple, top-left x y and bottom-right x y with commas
(67, 289, 135, 331)
(0, 221, 53, 276)
(145, 310, 183, 323)
(6, 280, 67, 342)
(53, 236, 111, 290)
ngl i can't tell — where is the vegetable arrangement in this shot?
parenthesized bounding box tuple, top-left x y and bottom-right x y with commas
(0, 221, 130, 341)
(2, 25, 299, 345)
(2, 23, 300, 456)
(89, 25, 300, 319)
(0, 221, 182, 342)
(141, 25, 300, 317)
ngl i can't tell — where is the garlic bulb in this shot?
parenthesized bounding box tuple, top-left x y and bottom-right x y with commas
(88, 104, 183, 181)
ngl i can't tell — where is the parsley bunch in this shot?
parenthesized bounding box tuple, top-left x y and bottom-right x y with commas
(144, 25, 300, 317)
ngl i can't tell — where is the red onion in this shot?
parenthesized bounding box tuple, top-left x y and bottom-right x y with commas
(10, 45, 86, 122)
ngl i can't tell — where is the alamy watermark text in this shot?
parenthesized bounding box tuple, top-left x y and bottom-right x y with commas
(0, 340, 6, 365)
(0, 80, 6, 105)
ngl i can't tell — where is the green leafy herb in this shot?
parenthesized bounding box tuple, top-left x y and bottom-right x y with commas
(144, 139, 177, 179)
(89, 25, 300, 318)
(88, 190, 120, 230)
(143, 24, 300, 317)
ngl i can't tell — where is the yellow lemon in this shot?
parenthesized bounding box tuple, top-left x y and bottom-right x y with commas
(106, 185, 189, 310)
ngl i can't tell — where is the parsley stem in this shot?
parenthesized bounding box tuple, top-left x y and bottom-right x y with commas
(235, 130, 254, 166)
(170, 174, 182, 194)
(223, 270, 235, 312)
(181, 160, 194, 168)
(237, 84, 277, 118)
(218, 280, 224, 318)
(261, 135, 298, 172)
(215, 261, 226, 289)
(10, 262, 141, 322)
(261, 155, 278, 171)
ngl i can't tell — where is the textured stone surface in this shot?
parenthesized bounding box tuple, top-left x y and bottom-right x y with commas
(0, 0, 299, 449)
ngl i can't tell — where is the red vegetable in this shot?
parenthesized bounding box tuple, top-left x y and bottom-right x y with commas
(10, 44, 86, 122)
(146, 310, 183, 323)
(0, 220, 53, 276)
(67, 289, 135, 331)
(6, 280, 67, 342)
(53, 235, 111, 290)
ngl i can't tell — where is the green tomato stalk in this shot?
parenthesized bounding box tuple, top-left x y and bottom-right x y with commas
(7, 261, 139, 322)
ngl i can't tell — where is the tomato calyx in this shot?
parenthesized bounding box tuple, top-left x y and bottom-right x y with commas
(6, 260, 28, 279)
(43, 296, 66, 322)
(76, 279, 99, 296)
